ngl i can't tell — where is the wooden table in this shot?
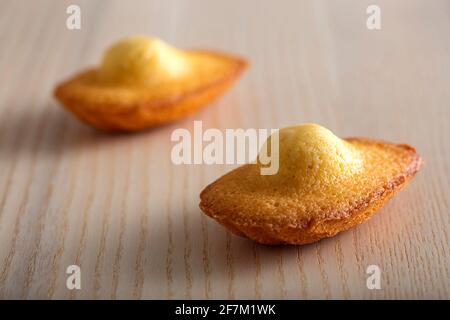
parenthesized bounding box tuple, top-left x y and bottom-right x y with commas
(0, 0, 448, 299)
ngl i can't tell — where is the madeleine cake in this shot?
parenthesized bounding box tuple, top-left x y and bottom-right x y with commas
(200, 124, 422, 245)
(54, 36, 247, 131)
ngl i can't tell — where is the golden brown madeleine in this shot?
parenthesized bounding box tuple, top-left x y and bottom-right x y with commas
(54, 36, 247, 131)
(200, 124, 422, 245)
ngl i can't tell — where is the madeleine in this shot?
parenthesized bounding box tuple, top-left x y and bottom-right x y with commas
(54, 36, 247, 131)
(200, 124, 422, 245)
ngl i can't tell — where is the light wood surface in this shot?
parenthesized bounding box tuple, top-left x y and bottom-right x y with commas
(0, 0, 448, 299)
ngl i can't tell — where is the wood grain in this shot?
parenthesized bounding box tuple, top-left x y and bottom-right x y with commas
(0, 0, 448, 299)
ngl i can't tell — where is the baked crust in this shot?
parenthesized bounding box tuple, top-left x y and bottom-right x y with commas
(54, 50, 247, 131)
(199, 137, 422, 245)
